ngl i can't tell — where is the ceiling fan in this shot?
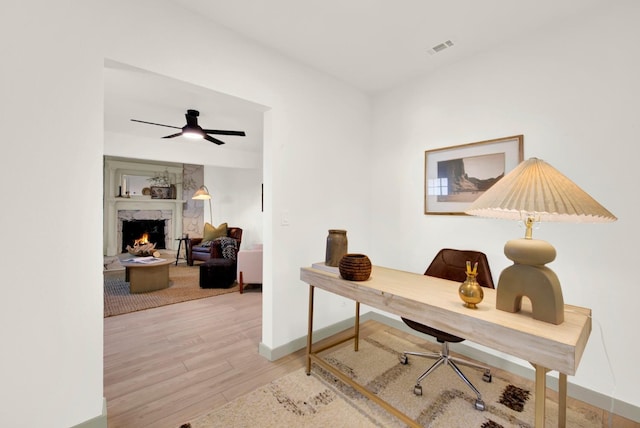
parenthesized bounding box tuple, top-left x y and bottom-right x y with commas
(130, 109, 246, 145)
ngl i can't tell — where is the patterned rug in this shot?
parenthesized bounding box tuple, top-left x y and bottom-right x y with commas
(183, 329, 601, 427)
(104, 263, 239, 317)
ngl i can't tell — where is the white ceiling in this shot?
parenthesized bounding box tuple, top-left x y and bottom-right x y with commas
(168, 0, 609, 93)
(105, 1, 610, 154)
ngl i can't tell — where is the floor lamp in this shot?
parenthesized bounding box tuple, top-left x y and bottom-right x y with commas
(466, 157, 616, 324)
(192, 185, 213, 225)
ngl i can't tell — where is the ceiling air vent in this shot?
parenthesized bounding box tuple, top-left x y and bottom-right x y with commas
(427, 39, 455, 56)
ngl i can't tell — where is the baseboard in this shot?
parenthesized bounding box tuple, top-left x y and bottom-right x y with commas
(71, 398, 107, 428)
(260, 312, 639, 423)
(258, 314, 364, 361)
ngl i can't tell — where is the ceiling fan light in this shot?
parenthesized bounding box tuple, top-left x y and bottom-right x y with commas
(183, 132, 202, 139)
(182, 124, 204, 139)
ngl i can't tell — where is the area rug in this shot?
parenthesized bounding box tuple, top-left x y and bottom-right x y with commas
(104, 263, 239, 317)
(182, 329, 600, 427)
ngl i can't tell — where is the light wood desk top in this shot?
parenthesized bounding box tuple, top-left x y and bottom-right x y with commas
(300, 264, 591, 376)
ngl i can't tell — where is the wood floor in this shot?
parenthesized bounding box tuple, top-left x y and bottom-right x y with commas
(104, 290, 637, 428)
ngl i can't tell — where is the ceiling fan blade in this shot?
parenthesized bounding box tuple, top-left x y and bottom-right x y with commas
(162, 132, 183, 139)
(204, 134, 225, 145)
(203, 129, 246, 136)
(131, 119, 181, 129)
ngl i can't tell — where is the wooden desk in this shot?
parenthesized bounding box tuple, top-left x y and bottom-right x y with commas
(300, 264, 591, 428)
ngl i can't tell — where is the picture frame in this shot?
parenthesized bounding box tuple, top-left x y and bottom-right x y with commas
(424, 135, 523, 215)
(150, 186, 172, 199)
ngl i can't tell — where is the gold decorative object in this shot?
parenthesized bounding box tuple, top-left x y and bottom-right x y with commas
(466, 157, 617, 324)
(339, 253, 371, 281)
(458, 261, 483, 309)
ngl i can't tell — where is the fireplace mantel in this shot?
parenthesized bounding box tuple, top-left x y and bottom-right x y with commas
(104, 158, 186, 256)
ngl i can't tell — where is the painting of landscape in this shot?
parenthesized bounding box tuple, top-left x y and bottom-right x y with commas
(436, 152, 505, 202)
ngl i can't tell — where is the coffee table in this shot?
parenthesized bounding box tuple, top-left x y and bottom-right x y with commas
(121, 258, 173, 293)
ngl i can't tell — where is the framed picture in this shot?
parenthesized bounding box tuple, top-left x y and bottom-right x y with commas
(150, 186, 171, 199)
(424, 135, 524, 215)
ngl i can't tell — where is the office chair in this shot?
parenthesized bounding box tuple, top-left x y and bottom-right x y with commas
(400, 248, 495, 411)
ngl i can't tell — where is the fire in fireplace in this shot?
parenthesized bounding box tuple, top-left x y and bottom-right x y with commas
(121, 220, 166, 253)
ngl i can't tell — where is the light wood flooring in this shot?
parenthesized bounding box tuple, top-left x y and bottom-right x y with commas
(104, 290, 637, 428)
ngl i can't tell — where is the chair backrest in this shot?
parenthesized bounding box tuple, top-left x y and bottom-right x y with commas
(424, 248, 495, 289)
(227, 227, 243, 250)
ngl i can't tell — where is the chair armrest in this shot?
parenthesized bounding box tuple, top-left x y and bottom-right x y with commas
(189, 238, 203, 248)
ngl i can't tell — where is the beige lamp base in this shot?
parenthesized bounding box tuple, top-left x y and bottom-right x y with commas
(496, 238, 565, 325)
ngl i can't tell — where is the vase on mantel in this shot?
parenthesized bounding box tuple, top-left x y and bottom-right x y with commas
(325, 229, 348, 267)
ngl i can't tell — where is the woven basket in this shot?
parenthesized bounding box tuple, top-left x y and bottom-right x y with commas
(339, 253, 372, 281)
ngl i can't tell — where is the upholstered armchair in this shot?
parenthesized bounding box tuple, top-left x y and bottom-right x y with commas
(188, 223, 243, 265)
(237, 244, 263, 293)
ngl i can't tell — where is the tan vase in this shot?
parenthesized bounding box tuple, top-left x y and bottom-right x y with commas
(325, 229, 348, 267)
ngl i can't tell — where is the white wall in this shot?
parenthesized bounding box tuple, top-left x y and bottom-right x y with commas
(203, 166, 264, 249)
(1, 1, 371, 426)
(0, 1, 104, 426)
(370, 1, 639, 409)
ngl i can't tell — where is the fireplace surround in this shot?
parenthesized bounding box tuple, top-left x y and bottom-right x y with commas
(104, 158, 186, 256)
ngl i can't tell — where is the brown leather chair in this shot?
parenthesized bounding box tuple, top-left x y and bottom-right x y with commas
(400, 248, 495, 411)
(188, 227, 243, 266)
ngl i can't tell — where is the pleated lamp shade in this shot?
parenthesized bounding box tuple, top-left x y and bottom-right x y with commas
(466, 157, 617, 223)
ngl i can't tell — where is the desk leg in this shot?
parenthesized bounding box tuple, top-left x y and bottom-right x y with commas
(306, 285, 315, 375)
(534, 365, 550, 428)
(354, 301, 360, 352)
(558, 373, 567, 428)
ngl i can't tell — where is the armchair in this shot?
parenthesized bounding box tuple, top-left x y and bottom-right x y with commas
(188, 226, 243, 266)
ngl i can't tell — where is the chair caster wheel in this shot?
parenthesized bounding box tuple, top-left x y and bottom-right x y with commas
(474, 399, 486, 411)
(399, 355, 408, 365)
(482, 370, 492, 383)
(413, 385, 422, 396)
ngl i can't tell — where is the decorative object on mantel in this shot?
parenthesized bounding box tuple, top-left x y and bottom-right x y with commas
(338, 253, 372, 281)
(150, 186, 171, 199)
(466, 157, 617, 324)
(325, 229, 348, 267)
(458, 261, 483, 309)
(192, 185, 213, 224)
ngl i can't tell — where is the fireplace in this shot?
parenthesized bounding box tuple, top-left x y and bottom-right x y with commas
(121, 220, 166, 253)
(115, 209, 174, 255)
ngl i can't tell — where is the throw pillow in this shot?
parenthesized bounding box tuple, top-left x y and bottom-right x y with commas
(203, 222, 228, 243)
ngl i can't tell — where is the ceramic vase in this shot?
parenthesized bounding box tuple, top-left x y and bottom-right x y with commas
(325, 229, 347, 267)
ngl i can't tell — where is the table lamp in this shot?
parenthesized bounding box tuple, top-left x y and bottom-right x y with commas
(192, 185, 213, 224)
(466, 157, 616, 324)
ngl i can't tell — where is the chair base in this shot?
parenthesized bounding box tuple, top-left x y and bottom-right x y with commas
(400, 341, 491, 411)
